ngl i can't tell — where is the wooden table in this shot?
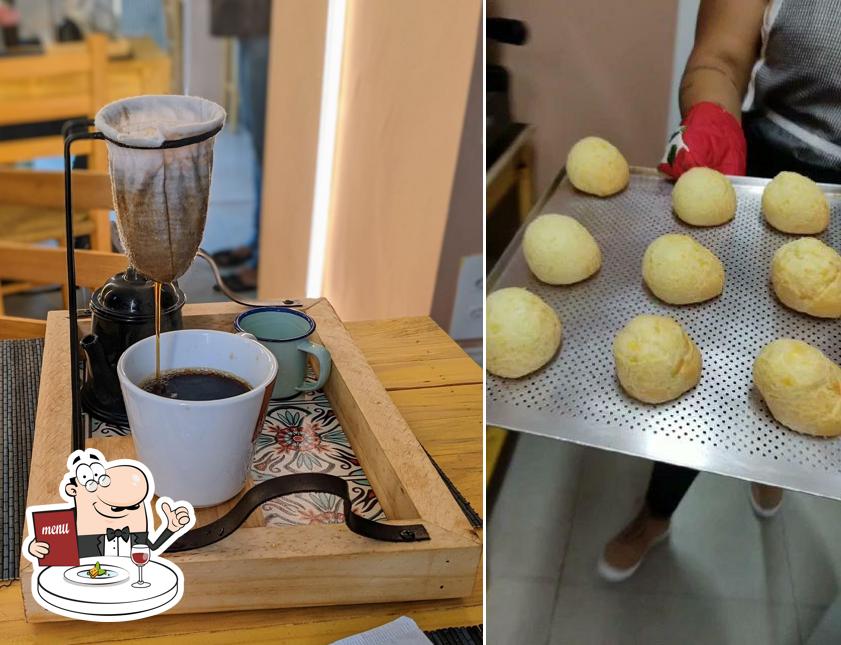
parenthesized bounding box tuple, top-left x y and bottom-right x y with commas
(0, 316, 482, 643)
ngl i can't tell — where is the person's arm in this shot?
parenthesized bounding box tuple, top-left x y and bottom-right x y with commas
(680, 0, 766, 119)
(659, 0, 766, 178)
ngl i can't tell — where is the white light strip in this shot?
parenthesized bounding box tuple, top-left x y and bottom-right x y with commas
(306, 0, 347, 297)
(182, 0, 192, 95)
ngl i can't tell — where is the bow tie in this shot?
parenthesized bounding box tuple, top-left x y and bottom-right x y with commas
(106, 526, 130, 542)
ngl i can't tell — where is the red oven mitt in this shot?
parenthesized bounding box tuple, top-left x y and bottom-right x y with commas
(658, 101, 746, 180)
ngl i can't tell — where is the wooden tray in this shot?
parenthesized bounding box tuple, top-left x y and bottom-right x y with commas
(20, 300, 482, 622)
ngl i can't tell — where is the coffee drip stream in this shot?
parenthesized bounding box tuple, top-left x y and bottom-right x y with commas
(80, 267, 185, 426)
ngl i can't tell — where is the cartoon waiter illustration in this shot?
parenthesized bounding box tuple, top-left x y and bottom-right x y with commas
(28, 451, 191, 559)
(22, 449, 196, 622)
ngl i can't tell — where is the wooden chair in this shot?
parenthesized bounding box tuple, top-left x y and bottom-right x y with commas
(0, 33, 111, 251)
(0, 168, 126, 319)
(0, 313, 49, 339)
(0, 241, 128, 339)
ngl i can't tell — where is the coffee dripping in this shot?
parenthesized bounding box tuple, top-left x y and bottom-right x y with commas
(77, 95, 226, 428)
(80, 268, 185, 425)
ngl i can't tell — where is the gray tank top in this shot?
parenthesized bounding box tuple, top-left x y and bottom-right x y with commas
(744, 0, 841, 164)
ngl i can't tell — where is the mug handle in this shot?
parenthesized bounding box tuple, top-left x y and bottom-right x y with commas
(295, 341, 332, 392)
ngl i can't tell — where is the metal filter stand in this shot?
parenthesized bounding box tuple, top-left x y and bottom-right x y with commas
(62, 118, 222, 453)
(488, 167, 841, 501)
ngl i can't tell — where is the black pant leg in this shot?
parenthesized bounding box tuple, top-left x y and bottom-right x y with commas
(645, 462, 700, 519)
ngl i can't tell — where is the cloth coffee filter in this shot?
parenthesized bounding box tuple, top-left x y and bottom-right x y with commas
(94, 95, 226, 283)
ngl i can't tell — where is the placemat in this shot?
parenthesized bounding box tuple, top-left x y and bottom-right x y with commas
(1, 338, 44, 581)
(424, 625, 483, 644)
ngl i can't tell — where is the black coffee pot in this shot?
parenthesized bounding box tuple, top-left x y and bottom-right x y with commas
(80, 267, 185, 425)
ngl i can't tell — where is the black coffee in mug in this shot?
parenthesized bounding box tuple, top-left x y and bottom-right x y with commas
(141, 368, 251, 401)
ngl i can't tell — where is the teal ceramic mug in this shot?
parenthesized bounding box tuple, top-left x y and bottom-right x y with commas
(234, 307, 331, 399)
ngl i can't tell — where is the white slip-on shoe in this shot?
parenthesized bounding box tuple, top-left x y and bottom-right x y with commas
(596, 505, 671, 582)
(749, 483, 783, 519)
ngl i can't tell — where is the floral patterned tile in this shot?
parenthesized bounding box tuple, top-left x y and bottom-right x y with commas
(253, 400, 384, 524)
(87, 382, 385, 526)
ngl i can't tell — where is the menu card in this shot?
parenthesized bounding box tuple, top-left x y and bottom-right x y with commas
(32, 509, 80, 567)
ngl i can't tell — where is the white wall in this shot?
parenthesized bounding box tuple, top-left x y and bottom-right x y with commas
(430, 15, 483, 338)
(182, 0, 226, 103)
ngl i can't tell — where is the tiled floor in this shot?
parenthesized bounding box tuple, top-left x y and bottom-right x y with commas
(488, 434, 841, 645)
(6, 128, 258, 319)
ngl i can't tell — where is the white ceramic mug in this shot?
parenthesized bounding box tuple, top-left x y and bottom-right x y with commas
(117, 329, 277, 507)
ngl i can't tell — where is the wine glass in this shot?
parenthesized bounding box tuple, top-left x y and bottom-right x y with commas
(130, 544, 151, 588)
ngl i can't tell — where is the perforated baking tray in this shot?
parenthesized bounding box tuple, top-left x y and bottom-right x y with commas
(487, 167, 841, 500)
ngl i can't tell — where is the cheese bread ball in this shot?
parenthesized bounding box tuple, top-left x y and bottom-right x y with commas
(672, 167, 737, 227)
(642, 234, 725, 304)
(613, 314, 701, 404)
(762, 171, 829, 234)
(772, 237, 841, 318)
(753, 339, 841, 437)
(522, 214, 602, 285)
(487, 287, 562, 378)
(566, 136, 629, 197)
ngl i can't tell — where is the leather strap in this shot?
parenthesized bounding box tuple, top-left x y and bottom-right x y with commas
(168, 473, 429, 552)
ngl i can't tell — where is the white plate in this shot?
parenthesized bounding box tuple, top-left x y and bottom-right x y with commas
(63, 563, 129, 586)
